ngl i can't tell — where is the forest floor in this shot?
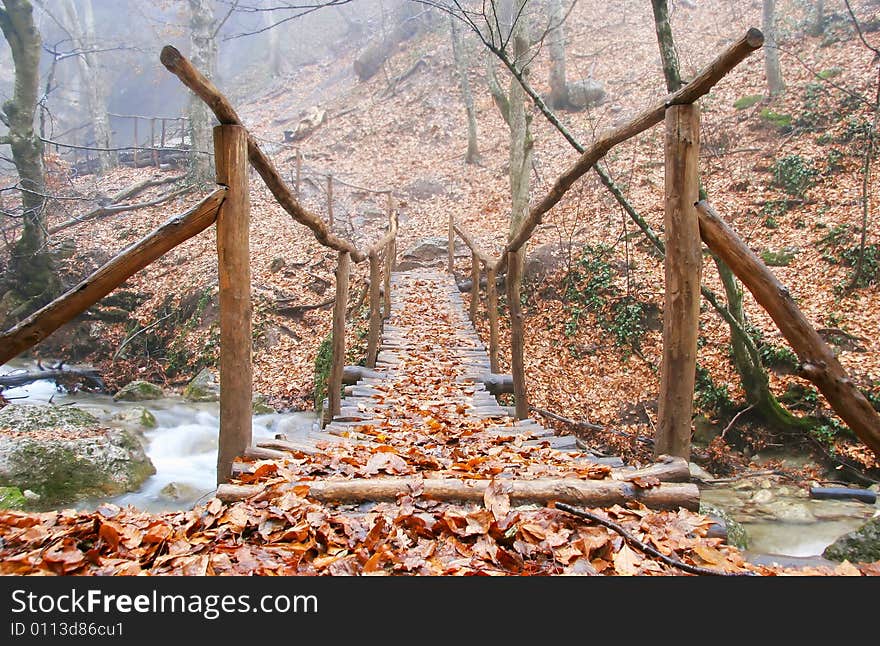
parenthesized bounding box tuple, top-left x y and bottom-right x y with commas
(2, 0, 880, 573)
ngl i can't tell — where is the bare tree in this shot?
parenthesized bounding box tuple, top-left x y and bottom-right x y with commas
(763, 0, 784, 95)
(0, 0, 58, 314)
(59, 0, 114, 172)
(450, 13, 480, 163)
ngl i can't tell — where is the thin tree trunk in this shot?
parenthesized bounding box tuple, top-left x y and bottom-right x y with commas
(265, 8, 282, 77)
(188, 0, 217, 182)
(547, 0, 570, 108)
(763, 0, 785, 95)
(450, 14, 480, 163)
(62, 0, 113, 172)
(651, 0, 682, 92)
(0, 0, 57, 307)
(810, 0, 825, 36)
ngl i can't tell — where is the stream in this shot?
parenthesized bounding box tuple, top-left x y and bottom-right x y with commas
(0, 362, 317, 513)
(1, 363, 877, 560)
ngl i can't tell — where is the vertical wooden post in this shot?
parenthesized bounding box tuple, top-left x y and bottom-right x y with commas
(507, 250, 528, 419)
(213, 124, 252, 485)
(327, 174, 334, 226)
(133, 117, 139, 167)
(160, 119, 167, 148)
(383, 193, 395, 318)
(487, 264, 500, 373)
(295, 149, 302, 198)
(470, 252, 479, 321)
(329, 251, 350, 419)
(366, 251, 381, 368)
(448, 213, 454, 273)
(151, 118, 159, 167)
(656, 103, 701, 460)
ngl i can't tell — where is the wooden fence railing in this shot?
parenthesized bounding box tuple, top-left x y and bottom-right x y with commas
(448, 26, 880, 461)
(0, 48, 401, 486)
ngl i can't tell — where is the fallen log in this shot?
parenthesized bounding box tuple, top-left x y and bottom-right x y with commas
(482, 373, 514, 395)
(0, 190, 226, 365)
(696, 200, 880, 459)
(255, 438, 321, 456)
(0, 365, 104, 391)
(809, 486, 877, 504)
(217, 475, 698, 511)
(342, 365, 383, 384)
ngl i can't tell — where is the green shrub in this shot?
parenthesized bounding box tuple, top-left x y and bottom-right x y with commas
(313, 335, 333, 412)
(760, 249, 797, 267)
(770, 155, 818, 198)
(694, 366, 734, 415)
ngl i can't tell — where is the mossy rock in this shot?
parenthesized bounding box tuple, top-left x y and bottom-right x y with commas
(0, 404, 155, 506)
(114, 380, 164, 402)
(140, 408, 157, 428)
(252, 393, 275, 415)
(111, 407, 157, 429)
(823, 517, 880, 563)
(0, 486, 26, 510)
(699, 503, 749, 549)
(759, 108, 793, 131)
(183, 368, 220, 402)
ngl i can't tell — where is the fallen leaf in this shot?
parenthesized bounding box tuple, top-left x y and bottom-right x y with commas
(483, 478, 511, 522)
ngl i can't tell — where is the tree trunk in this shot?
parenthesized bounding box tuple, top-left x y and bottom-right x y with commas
(714, 254, 815, 432)
(650, 0, 682, 92)
(353, 3, 420, 82)
(450, 14, 480, 163)
(763, 0, 785, 95)
(508, 249, 528, 419)
(697, 201, 880, 459)
(328, 251, 350, 419)
(62, 0, 113, 172)
(810, 0, 825, 37)
(264, 8, 282, 78)
(547, 0, 570, 108)
(0, 0, 57, 308)
(187, 0, 217, 183)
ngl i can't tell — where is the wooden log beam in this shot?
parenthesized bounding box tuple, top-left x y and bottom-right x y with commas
(507, 250, 529, 419)
(366, 251, 381, 368)
(256, 438, 321, 456)
(482, 372, 513, 395)
(453, 222, 497, 267)
(696, 200, 880, 458)
(342, 365, 382, 384)
(448, 212, 454, 273)
(328, 251, 350, 420)
(217, 475, 699, 511)
(0, 189, 226, 364)
(159, 45, 364, 262)
(0, 365, 104, 390)
(498, 28, 764, 263)
(656, 104, 701, 460)
(214, 125, 252, 485)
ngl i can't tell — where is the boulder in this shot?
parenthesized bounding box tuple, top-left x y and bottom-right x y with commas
(398, 236, 468, 271)
(183, 368, 220, 402)
(253, 393, 275, 415)
(823, 517, 880, 563)
(112, 407, 157, 428)
(567, 78, 606, 110)
(114, 380, 164, 402)
(0, 404, 155, 506)
(524, 243, 565, 284)
(699, 503, 749, 549)
(0, 486, 26, 510)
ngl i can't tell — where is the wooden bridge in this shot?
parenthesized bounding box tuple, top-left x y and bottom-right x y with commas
(1, 26, 879, 518)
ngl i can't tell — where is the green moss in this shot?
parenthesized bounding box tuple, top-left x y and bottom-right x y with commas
(759, 108, 793, 131)
(733, 94, 763, 110)
(823, 517, 880, 563)
(760, 249, 797, 267)
(140, 408, 157, 428)
(313, 334, 333, 412)
(113, 380, 164, 402)
(0, 486, 26, 510)
(699, 503, 749, 549)
(0, 404, 98, 433)
(182, 368, 220, 402)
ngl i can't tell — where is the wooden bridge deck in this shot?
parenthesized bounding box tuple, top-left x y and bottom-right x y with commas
(224, 268, 695, 509)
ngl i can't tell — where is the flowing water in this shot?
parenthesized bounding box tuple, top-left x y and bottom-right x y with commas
(1, 362, 877, 557)
(1, 361, 317, 513)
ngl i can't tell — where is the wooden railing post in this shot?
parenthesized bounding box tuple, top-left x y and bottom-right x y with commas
(329, 251, 350, 419)
(507, 250, 528, 419)
(151, 117, 158, 167)
(133, 117, 139, 167)
(487, 264, 499, 373)
(384, 193, 395, 318)
(448, 213, 454, 273)
(656, 104, 701, 460)
(327, 174, 334, 226)
(470, 251, 479, 321)
(213, 124, 252, 485)
(366, 251, 381, 368)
